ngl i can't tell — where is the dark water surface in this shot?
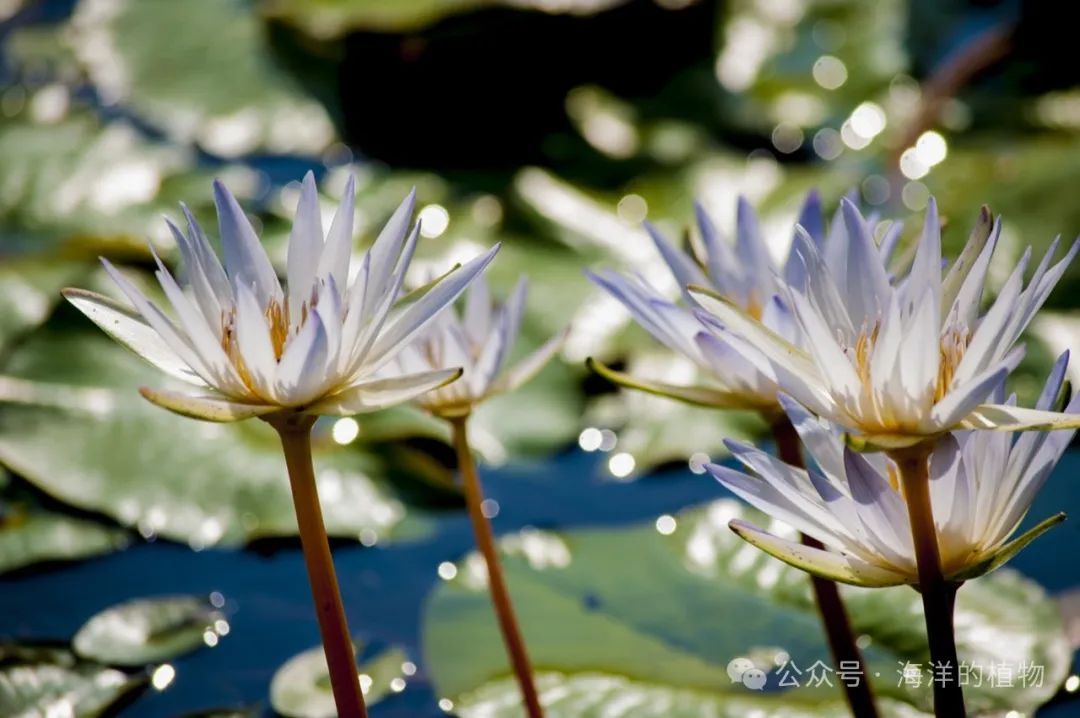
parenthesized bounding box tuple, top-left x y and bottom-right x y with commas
(3, 447, 1079, 717)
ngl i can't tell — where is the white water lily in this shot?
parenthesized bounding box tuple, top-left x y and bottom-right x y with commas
(588, 192, 901, 413)
(63, 173, 498, 422)
(693, 198, 1080, 449)
(393, 274, 568, 418)
(708, 352, 1078, 587)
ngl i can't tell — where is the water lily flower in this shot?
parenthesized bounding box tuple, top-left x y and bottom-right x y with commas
(708, 352, 1078, 587)
(394, 274, 568, 418)
(62, 173, 498, 422)
(587, 192, 900, 414)
(692, 198, 1080, 449)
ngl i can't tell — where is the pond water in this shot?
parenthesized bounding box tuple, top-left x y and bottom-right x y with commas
(3, 445, 1079, 717)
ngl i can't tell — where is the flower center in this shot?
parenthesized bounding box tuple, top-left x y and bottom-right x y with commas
(847, 321, 971, 405)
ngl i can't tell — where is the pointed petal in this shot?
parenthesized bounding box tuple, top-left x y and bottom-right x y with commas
(950, 513, 1066, 582)
(585, 356, 754, 409)
(495, 326, 568, 395)
(213, 180, 281, 305)
(904, 197, 941, 315)
(233, 281, 279, 400)
(366, 245, 499, 367)
(306, 368, 463, 415)
(318, 174, 359, 293)
(941, 205, 993, 318)
(62, 288, 204, 386)
(729, 519, 909, 587)
(840, 199, 890, 327)
(645, 222, 706, 299)
(287, 171, 324, 320)
(276, 309, 331, 403)
(358, 185, 414, 311)
(961, 403, 1080, 432)
(139, 386, 276, 422)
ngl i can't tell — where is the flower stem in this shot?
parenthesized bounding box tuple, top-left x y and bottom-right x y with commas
(771, 417, 880, 718)
(891, 443, 966, 718)
(270, 414, 367, 718)
(450, 416, 544, 718)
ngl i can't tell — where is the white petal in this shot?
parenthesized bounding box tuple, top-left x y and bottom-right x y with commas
(961, 403, 1080, 432)
(62, 288, 204, 386)
(165, 217, 223, 329)
(463, 271, 493, 343)
(366, 245, 499, 368)
(930, 354, 1018, 430)
(728, 519, 909, 587)
(357, 185, 414, 312)
(843, 448, 914, 563)
(941, 206, 994, 320)
(213, 180, 282, 306)
(839, 200, 890, 328)
(903, 197, 942, 316)
(99, 259, 217, 385)
(317, 174, 359, 293)
(287, 171, 324, 322)
(307, 368, 462, 415)
(139, 386, 276, 422)
(276, 309, 332, 404)
(645, 221, 706, 300)
(496, 326, 569, 395)
(233, 281, 279, 401)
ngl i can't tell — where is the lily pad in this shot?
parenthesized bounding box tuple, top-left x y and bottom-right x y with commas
(270, 640, 410, 717)
(0, 503, 129, 575)
(0, 318, 431, 547)
(0, 108, 231, 253)
(0, 645, 145, 717)
(73, 595, 224, 667)
(66, 0, 335, 157)
(261, 0, 627, 37)
(423, 500, 1069, 717)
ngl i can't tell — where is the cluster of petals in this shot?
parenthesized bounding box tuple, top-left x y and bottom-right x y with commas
(709, 354, 1078, 586)
(64, 173, 497, 422)
(393, 274, 567, 418)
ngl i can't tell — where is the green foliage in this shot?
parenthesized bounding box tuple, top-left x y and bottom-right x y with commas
(424, 500, 1070, 716)
(73, 595, 225, 666)
(270, 640, 410, 717)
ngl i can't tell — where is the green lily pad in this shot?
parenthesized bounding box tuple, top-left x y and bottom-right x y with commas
(0, 260, 86, 350)
(0, 645, 145, 717)
(73, 595, 225, 667)
(423, 500, 1069, 717)
(261, 0, 626, 37)
(65, 0, 335, 157)
(0, 318, 431, 547)
(0, 503, 129, 575)
(270, 640, 410, 717)
(0, 108, 234, 253)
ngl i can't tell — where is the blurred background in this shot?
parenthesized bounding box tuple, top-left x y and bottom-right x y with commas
(0, 0, 1078, 717)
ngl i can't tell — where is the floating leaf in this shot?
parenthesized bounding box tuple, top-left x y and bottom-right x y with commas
(73, 595, 224, 667)
(0, 108, 231, 253)
(0, 319, 431, 547)
(0, 646, 144, 717)
(64, 0, 335, 157)
(270, 640, 409, 718)
(0, 504, 128, 575)
(423, 500, 1069, 717)
(261, 0, 626, 37)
